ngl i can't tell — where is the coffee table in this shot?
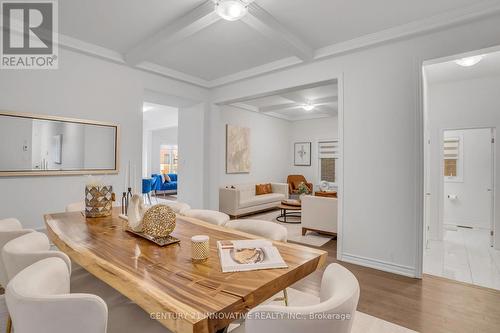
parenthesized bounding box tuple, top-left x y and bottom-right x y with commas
(276, 203, 302, 224)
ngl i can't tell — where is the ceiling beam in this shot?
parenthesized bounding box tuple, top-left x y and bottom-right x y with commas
(260, 102, 300, 113)
(242, 3, 313, 61)
(278, 93, 337, 105)
(125, 1, 220, 66)
(230, 103, 260, 113)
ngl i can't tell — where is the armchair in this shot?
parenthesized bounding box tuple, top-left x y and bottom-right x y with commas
(287, 175, 313, 195)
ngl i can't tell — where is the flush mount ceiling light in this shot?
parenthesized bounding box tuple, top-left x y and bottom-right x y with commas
(214, 0, 253, 21)
(455, 55, 484, 67)
(302, 101, 315, 111)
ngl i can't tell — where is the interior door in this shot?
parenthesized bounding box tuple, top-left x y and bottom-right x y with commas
(443, 128, 494, 230)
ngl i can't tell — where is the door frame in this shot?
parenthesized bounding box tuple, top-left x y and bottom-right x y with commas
(417, 45, 500, 278)
(437, 127, 496, 238)
(213, 76, 345, 260)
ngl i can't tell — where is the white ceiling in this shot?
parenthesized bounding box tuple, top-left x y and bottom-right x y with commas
(57, 0, 500, 87)
(143, 102, 178, 131)
(425, 50, 500, 84)
(228, 82, 338, 121)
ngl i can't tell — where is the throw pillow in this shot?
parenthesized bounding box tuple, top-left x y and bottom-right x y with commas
(162, 174, 171, 183)
(256, 183, 272, 195)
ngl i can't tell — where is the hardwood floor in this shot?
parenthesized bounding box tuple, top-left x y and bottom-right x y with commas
(291, 239, 500, 333)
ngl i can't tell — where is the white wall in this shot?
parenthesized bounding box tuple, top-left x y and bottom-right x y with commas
(443, 129, 493, 229)
(219, 105, 290, 186)
(427, 76, 500, 245)
(0, 48, 208, 229)
(289, 117, 338, 188)
(209, 14, 500, 277)
(177, 103, 207, 209)
(150, 126, 178, 175)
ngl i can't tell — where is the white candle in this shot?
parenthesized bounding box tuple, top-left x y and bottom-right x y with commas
(127, 160, 131, 188)
(123, 163, 127, 190)
(133, 164, 137, 194)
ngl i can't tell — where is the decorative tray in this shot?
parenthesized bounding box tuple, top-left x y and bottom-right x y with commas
(125, 228, 180, 247)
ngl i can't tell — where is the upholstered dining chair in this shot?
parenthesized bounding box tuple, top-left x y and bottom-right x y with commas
(226, 219, 288, 305)
(0, 218, 33, 333)
(2, 231, 71, 282)
(2, 231, 124, 307)
(230, 263, 360, 333)
(0, 219, 34, 288)
(5, 257, 169, 333)
(65, 201, 85, 212)
(226, 220, 287, 242)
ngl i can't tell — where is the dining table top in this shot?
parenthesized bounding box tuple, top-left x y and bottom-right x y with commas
(44, 207, 327, 333)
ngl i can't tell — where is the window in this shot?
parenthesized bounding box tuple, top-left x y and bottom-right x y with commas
(160, 145, 178, 174)
(318, 140, 339, 184)
(443, 136, 462, 182)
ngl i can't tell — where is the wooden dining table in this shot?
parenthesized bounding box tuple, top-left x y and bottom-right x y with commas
(44, 207, 327, 333)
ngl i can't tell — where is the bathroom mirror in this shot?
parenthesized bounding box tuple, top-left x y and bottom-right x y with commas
(0, 111, 119, 176)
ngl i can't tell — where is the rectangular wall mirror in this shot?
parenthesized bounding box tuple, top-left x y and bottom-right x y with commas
(0, 111, 119, 176)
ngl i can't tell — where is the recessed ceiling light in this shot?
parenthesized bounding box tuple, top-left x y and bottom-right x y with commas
(455, 55, 484, 67)
(214, 0, 252, 21)
(302, 102, 315, 111)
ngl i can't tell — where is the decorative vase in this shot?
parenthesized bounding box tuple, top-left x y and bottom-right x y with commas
(85, 185, 113, 218)
(127, 194, 147, 232)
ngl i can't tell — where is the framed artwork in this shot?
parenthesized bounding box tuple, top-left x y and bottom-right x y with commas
(226, 124, 251, 174)
(294, 142, 311, 166)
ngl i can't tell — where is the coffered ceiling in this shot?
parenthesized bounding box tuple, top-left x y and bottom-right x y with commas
(227, 82, 338, 121)
(57, 0, 500, 88)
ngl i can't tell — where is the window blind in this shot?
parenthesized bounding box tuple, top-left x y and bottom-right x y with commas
(318, 140, 339, 158)
(443, 138, 459, 160)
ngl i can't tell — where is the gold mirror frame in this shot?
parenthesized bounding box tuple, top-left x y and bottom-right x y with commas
(0, 111, 120, 177)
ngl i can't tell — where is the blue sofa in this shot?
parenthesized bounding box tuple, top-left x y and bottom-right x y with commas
(151, 173, 178, 194)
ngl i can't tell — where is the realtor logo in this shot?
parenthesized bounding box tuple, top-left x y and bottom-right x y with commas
(1, 0, 58, 69)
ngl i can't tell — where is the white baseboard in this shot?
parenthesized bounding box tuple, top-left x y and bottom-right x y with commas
(341, 253, 417, 278)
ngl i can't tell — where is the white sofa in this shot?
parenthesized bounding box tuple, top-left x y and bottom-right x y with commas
(219, 183, 288, 218)
(301, 195, 337, 236)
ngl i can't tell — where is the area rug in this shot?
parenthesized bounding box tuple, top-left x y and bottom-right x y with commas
(229, 311, 417, 333)
(240, 209, 334, 247)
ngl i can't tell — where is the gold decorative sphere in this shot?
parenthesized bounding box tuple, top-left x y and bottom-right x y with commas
(141, 204, 176, 238)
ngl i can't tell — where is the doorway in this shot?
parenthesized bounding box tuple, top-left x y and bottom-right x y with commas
(422, 47, 500, 289)
(213, 78, 344, 258)
(142, 101, 179, 203)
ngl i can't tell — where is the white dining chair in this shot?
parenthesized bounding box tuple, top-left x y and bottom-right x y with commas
(0, 218, 33, 333)
(2, 231, 72, 281)
(230, 263, 360, 333)
(226, 220, 288, 242)
(2, 231, 125, 306)
(65, 201, 86, 212)
(226, 219, 288, 305)
(0, 219, 34, 288)
(5, 257, 169, 333)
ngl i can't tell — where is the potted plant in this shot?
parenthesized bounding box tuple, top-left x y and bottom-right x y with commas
(296, 182, 310, 201)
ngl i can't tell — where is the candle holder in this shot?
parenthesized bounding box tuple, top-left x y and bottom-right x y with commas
(121, 192, 127, 215)
(126, 187, 132, 214)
